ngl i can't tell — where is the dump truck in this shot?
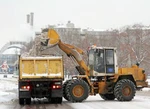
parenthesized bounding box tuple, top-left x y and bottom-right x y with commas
(18, 56, 64, 105)
(40, 29, 148, 102)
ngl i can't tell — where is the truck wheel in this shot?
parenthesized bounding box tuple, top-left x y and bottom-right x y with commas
(114, 79, 136, 101)
(63, 79, 72, 101)
(19, 98, 24, 105)
(65, 79, 89, 102)
(51, 97, 62, 104)
(57, 97, 62, 103)
(100, 94, 115, 100)
(26, 98, 31, 104)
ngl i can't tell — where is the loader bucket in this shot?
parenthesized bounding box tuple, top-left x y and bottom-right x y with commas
(47, 29, 60, 45)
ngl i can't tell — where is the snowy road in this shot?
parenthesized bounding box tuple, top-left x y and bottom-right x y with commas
(0, 93, 150, 109)
(0, 74, 150, 109)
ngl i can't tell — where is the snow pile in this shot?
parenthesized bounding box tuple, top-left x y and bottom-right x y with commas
(0, 74, 18, 103)
(142, 88, 150, 91)
(27, 32, 49, 56)
(147, 79, 150, 85)
(142, 79, 150, 91)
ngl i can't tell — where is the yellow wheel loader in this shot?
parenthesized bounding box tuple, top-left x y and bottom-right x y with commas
(41, 29, 148, 102)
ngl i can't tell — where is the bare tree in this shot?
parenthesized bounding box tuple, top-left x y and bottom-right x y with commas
(117, 24, 150, 74)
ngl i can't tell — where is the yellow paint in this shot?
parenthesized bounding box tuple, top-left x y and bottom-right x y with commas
(98, 82, 107, 94)
(118, 65, 146, 81)
(19, 57, 64, 79)
(48, 29, 60, 45)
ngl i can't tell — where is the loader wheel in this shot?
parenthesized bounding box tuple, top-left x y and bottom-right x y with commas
(114, 79, 136, 101)
(63, 79, 72, 101)
(65, 79, 89, 102)
(100, 94, 115, 100)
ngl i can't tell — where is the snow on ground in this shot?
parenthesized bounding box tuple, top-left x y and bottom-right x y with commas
(142, 78, 150, 91)
(147, 79, 150, 85)
(0, 74, 149, 108)
(142, 88, 150, 91)
(68, 91, 150, 109)
(0, 74, 18, 103)
(65, 94, 150, 109)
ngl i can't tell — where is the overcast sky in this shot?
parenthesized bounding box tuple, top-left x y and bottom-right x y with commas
(0, 0, 150, 53)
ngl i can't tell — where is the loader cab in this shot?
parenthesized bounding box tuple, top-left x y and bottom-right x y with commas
(88, 46, 118, 76)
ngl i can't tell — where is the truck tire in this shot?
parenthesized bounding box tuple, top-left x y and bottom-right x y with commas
(63, 79, 72, 101)
(114, 79, 136, 101)
(19, 98, 24, 105)
(51, 97, 62, 104)
(65, 79, 89, 102)
(100, 94, 115, 100)
(26, 98, 31, 104)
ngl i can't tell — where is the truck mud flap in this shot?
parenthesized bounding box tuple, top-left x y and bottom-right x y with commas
(19, 91, 31, 98)
(51, 89, 63, 97)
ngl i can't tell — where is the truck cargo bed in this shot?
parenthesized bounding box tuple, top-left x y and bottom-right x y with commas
(19, 56, 64, 79)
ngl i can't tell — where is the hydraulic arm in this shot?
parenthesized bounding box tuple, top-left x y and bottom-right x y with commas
(44, 29, 90, 76)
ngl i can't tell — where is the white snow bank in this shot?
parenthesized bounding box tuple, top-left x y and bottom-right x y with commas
(0, 92, 9, 96)
(0, 74, 18, 103)
(0, 92, 16, 103)
(146, 79, 150, 85)
(141, 78, 150, 91)
(142, 88, 150, 91)
(0, 74, 17, 82)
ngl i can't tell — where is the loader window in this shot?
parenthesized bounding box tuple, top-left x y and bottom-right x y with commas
(88, 49, 94, 65)
(106, 50, 114, 65)
(88, 49, 105, 73)
(95, 49, 105, 73)
(105, 49, 115, 73)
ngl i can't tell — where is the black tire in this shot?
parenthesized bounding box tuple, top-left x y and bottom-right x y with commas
(65, 79, 89, 102)
(19, 98, 24, 105)
(26, 98, 31, 105)
(114, 79, 136, 101)
(63, 79, 72, 101)
(51, 97, 62, 104)
(100, 94, 115, 100)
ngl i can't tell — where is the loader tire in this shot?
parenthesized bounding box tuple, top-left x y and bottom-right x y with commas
(100, 94, 115, 100)
(114, 79, 136, 101)
(63, 79, 72, 101)
(65, 79, 89, 102)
